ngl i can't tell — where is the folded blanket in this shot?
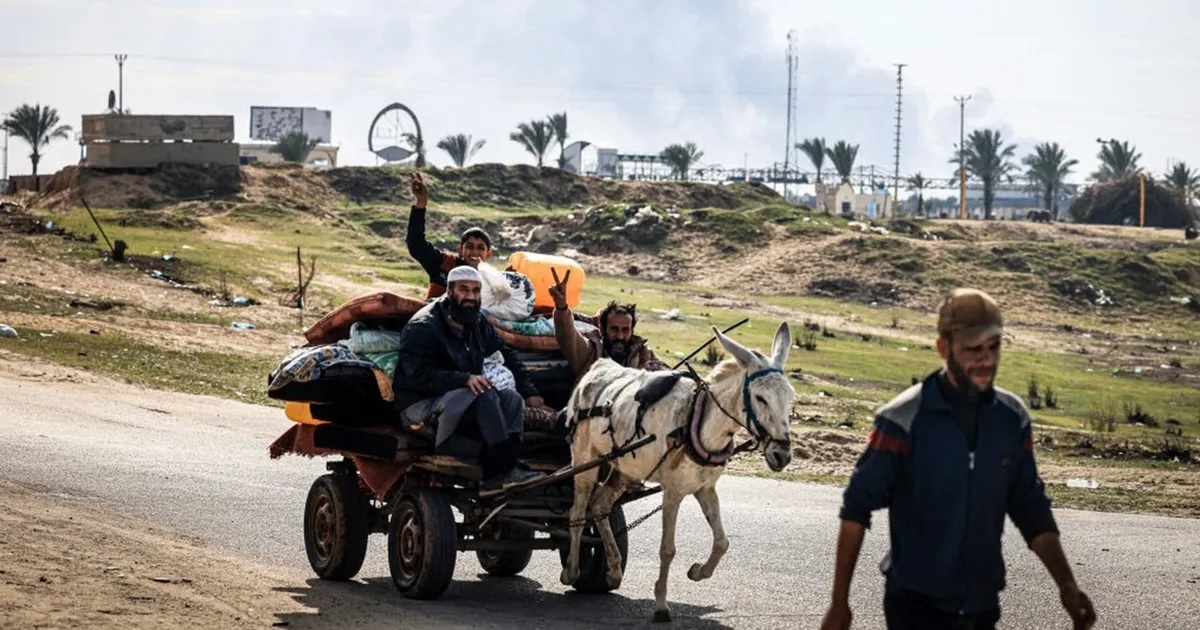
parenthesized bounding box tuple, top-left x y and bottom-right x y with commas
(268, 343, 394, 402)
(485, 314, 599, 337)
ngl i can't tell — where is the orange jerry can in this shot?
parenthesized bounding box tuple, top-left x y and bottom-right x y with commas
(506, 252, 586, 310)
(284, 401, 327, 425)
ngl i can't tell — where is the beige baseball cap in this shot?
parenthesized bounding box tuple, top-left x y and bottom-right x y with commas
(937, 288, 1004, 346)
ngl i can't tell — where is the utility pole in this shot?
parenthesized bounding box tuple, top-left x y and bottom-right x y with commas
(114, 54, 128, 114)
(891, 63, 906, 218)
(954, 95, 972, 219)
(2, 128, 8, 184)
(783, 30, 798, 202)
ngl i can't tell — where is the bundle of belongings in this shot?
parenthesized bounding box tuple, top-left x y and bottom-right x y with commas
(266, 254, 595, 444)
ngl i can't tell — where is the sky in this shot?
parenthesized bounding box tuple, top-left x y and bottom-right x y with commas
(2, 0, 1199, 192)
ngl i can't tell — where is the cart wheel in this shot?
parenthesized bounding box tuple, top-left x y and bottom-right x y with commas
(475, 523, 534, 577)
(387, 490, 458, 600)
(303, 473, 369, 581)
(558, 505, 629, 594)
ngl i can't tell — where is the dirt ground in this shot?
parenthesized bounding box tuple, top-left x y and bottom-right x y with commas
(0, 479, 313, 629)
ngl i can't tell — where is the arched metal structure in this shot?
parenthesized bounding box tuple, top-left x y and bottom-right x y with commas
(368, 102, 424, 166)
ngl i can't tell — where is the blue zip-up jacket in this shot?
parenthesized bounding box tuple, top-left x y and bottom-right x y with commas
(839, 371, 1058, 614)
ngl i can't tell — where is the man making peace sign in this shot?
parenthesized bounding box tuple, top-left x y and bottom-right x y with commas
(548, 267, 666, 382)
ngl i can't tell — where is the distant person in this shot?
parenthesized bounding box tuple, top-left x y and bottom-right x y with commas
(819, 288, 1096, 630)
(547, 268, 666, 381)
(405, 172, 496, 300)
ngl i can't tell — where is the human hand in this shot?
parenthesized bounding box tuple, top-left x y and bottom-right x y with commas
(410, 172, 428, 208)
(466, 374, 492, 395)
(549, 268, 571, 309)
(1059, 583, 1096, 629)
(526, 395, 549, 410)
(819, 601, 852, 630)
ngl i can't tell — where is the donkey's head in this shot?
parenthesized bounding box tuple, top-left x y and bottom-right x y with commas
(713, 321, 796, 472)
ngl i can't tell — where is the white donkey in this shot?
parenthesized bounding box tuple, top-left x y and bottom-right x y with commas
(560, 322, 796, 623)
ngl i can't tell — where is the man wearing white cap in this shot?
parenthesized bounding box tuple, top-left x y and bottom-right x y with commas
(394, 265, 551, 490)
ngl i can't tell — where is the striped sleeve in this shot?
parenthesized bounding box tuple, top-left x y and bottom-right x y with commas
(838, 415, 910, 528)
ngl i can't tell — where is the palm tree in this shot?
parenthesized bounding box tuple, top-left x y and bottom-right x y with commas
(906, 173, 928, 216)
(947, 129, 1016, 219)
(1164, 161, 1200, 206)
(1022, 142, 1078, 220)
(509, 120, 554, 167)
(659, 142, 704, 181)
(401, 132, 427, 167)
(269, 131, 319, 163)
(436, 134, 486, 168)
(1, 103, 72, 191)
(548, 112, 570, 168)
(1092, 139, 1141, 182)
(797, 137, 827, 184)
(824, 140, 859, 183)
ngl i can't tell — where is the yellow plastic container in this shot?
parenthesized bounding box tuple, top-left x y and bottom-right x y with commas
(506, 252, 586, 310)
(284, 401, 328, 425)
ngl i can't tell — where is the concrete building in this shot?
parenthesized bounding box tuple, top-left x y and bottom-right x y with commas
(238, 142, 339, 168)
(82, 114, 239, 169)
(818, 181, 892, 219)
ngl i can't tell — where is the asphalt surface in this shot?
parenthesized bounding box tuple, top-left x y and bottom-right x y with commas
(2, 374, 1199, 629)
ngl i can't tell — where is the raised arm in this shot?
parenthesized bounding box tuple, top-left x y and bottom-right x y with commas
(548, 268, 595, 376)
(404, 173, 456, 280)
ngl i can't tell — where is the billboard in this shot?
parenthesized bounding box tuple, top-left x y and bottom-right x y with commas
(249, 106, 332, 143)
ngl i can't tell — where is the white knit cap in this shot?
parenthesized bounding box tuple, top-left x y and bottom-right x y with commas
(446, 265, 481, 284)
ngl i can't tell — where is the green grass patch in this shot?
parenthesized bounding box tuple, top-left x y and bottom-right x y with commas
(0, 326, 277, 406)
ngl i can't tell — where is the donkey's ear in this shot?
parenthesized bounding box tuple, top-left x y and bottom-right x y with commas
(714, 325, 758, 368)
(771, 321, 791, 368)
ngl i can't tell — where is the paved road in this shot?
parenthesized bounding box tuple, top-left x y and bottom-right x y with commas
(2, 375, 1198, 629)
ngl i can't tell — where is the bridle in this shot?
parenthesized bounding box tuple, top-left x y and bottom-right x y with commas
(684, 363, 790, 451)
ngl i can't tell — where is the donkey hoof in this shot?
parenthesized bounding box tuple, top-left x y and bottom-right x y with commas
(687, 563, 705, 581)
(653, 609, 672, 623)
(605, 570, 623, 590)
(560, 567, 578, 586)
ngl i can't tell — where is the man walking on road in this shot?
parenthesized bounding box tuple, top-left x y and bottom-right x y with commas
(820, 288, 1097, 630)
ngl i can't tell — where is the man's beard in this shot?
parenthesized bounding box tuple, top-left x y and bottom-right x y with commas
(447, 298, 481, 327)
(948, 350, 995, 396)
(604, 339, 630, 364)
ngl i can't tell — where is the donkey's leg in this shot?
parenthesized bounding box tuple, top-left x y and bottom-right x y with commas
(652, 490, 684, 623)
(560, 464, 597, 586)
(687, 484, 729, 581)
(591, 477, 628, 589)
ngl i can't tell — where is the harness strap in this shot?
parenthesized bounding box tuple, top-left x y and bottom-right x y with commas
(667, 385, 736, 468)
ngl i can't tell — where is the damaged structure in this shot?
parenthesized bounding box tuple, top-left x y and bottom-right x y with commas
(81, 114, 240, 170)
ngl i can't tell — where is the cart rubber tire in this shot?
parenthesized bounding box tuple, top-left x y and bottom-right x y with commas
(475, 523, 534, 577)
(387, 490, 458, 600)
(558, 505, 629, 594)
(303, 473, 370, 581)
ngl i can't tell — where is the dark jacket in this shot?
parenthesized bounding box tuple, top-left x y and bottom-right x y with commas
(392, 298, 538, 410)
(405, 205, 466, 300)
(839, 370, 1058, 614)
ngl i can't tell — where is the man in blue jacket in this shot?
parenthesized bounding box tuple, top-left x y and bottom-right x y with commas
(820, 288, 1096, 630)
(394, 265, 550, 490)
